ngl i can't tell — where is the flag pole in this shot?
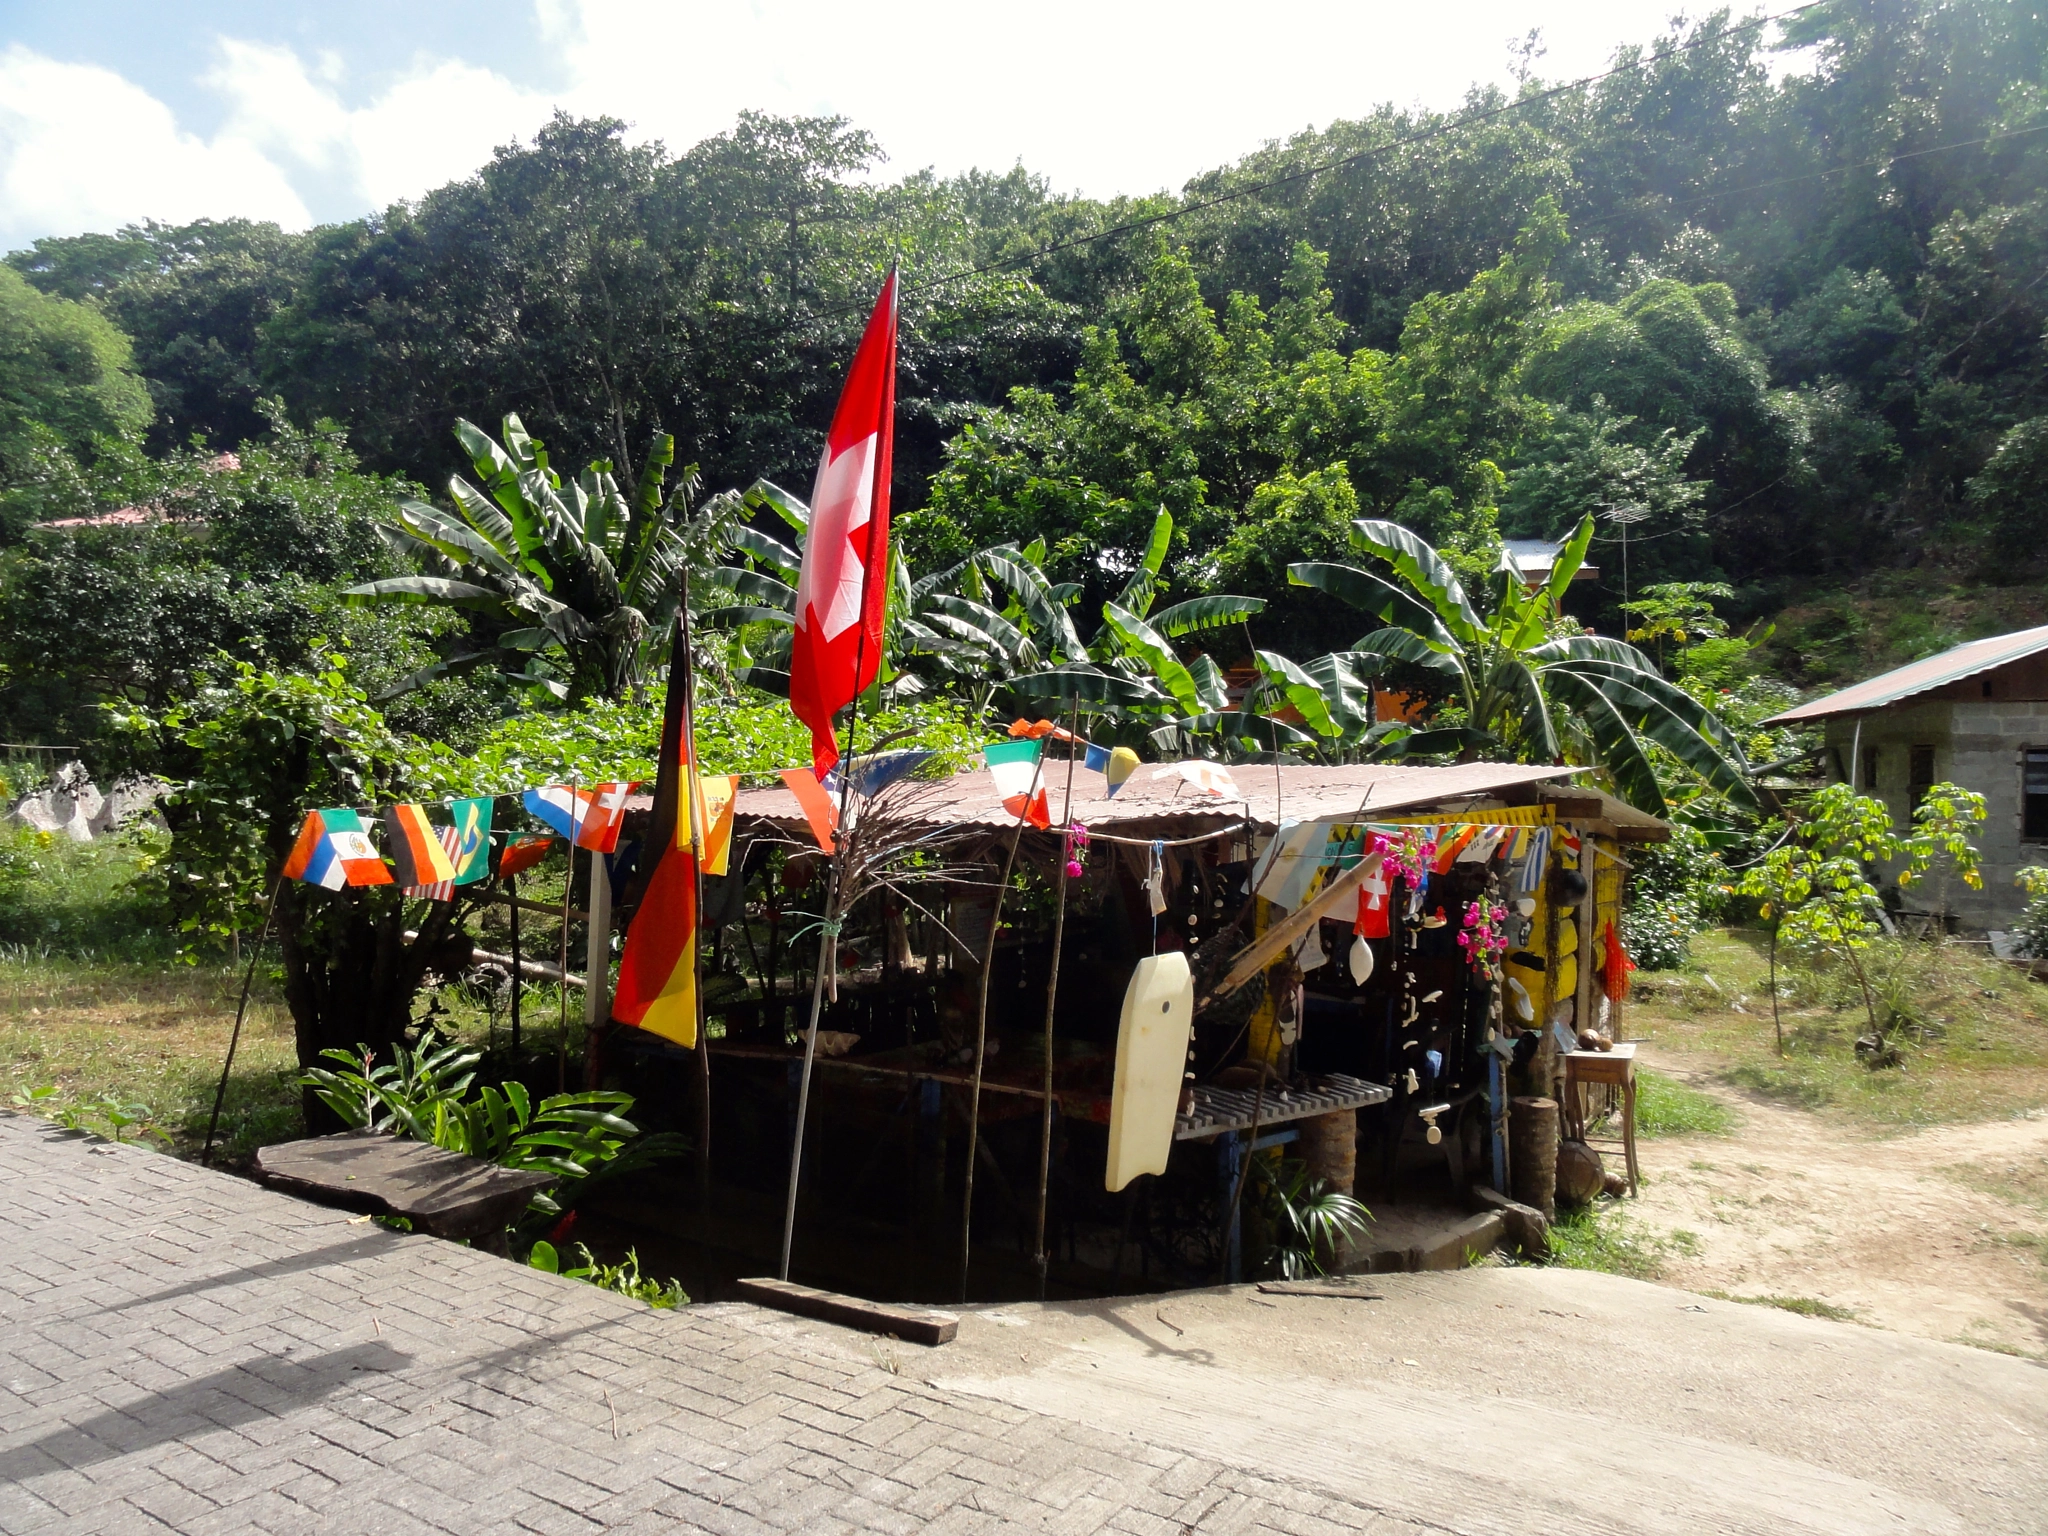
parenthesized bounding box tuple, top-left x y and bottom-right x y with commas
(558, 774, 577, 1094)
(1031, 709, 1083, 1299)
(203, 874, 283, 1164)
(677, 603, 713, 1206)
(779, 263, 897, 1283)
(959, 742, 1048, 1304)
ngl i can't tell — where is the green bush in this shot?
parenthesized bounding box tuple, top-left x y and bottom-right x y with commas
(2014, 868, 2048, 959)
(1622, 822, 1726, 971)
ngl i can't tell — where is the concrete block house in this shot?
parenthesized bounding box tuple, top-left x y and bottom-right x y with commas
(1763, 624, 2048, 930)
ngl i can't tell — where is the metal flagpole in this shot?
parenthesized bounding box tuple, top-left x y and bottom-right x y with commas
(202, 875, 283, 1163)
(678, 604, 713, 1205)
(779, 264, 898, 1284)
(558, 774, 577, 1094)
(960, 742, 1049, 1304)
(1031, 708, 1084, 1299)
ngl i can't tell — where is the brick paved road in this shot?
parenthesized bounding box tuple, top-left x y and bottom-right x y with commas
(0, 1113, 1433, 1536)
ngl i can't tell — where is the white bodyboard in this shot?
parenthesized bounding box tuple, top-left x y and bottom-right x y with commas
(1105, 952, 1195, 1192)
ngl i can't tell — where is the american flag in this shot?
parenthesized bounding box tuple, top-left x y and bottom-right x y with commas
(403, 823, 464, 902)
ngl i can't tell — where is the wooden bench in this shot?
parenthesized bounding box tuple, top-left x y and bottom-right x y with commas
(255, 1130, 556, 1245)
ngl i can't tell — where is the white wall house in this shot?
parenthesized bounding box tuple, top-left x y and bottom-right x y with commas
(1763, 625, 2048, 931)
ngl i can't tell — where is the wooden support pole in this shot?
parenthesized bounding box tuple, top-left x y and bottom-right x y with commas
(959, 748, 1048, 1304)
(1032, 714, 1082, 1300)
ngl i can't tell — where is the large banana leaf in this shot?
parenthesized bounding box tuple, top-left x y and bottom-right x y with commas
(1289, 561, 1458, 651)
(1149, 594, 1267, 636)
(1010, 667, 1168, 707)
(731, 526, 802, 580)
(1113, 507, 1173, 616)
(1101, 603, 1201, 713)
(344, 576, 511, 614)
(743, 478, 810, 533)
(980, 547, 1087, 662)
(1348, 519, 1484, 645)
(699, 565, 796, 611)
(1350, 625, 1465, 677)
(1187, 652, 1231, 712)
(1253, 650, 1341, 737)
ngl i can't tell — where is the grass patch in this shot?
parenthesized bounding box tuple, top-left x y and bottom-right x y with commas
(0, 954, 303, 1161)
(1547, 1202, 1696, 1281)
(1628, 930, 2048, 1131)
(1702, 1289, 1860, 1321)
(1634, 1069, 1737, 1137)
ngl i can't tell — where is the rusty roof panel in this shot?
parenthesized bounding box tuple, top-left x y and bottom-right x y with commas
(730, 759, 1587, 836)
(1761, 624, 2048, 725)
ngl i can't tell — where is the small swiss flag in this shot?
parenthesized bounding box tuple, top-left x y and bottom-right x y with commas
(790, 271, 898, 779)
(1355, 868, 1390, 940)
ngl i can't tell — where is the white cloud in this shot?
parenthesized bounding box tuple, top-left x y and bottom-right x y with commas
(203, 39, 548, 210)
(0, 1, 1741, 248)
(0, 45, 311, 248)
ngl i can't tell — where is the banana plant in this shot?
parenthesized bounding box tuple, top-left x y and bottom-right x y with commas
(1288, 514, 1757, 814)
(346, 414, 734, 703)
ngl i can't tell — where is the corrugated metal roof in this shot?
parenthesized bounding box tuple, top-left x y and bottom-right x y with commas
(1761, 624, 2048, 725)
(1497, 539, 1598, 584)
(729, 759, 1588, 837)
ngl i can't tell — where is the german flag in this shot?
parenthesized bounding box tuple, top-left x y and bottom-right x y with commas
(613, 657, 701, 1048)
(384, 804, 459, 889)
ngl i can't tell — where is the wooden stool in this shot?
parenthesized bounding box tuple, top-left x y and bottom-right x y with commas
(1561, 1043, 1638, 1195)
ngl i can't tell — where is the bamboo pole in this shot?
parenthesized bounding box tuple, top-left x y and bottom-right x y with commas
(202, 875, 283, 1163)
(508, 871, 522, 1052)
(679, 600, 712, 1204)
(959, 745, 1049, 1304)
(558, 775, 576, 1094)
(1032, 710, 1082, 1300)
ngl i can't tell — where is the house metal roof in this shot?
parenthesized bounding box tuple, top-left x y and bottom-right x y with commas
(1497, 539, 1598, 584)
(1760, 624, 2048, 726)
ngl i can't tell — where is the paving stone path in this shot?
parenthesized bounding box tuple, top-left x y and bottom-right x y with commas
(0, 1113, 1429, 1536)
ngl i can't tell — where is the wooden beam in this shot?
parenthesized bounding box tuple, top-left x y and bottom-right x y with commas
(1204, 853, 1384, 1004)
(1541, 796, 1605, 820)
(1613, 825, 1671, 844)
(731, 1277, 959, 1346)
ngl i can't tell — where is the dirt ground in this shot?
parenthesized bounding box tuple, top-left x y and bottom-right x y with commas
(1625, 1042, 2048, 1359)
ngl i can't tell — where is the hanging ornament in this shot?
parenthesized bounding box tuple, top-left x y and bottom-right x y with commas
(1348, 933, 1375, 985)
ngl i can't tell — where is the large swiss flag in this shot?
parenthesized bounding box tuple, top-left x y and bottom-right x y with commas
(790, 271, 897, 778)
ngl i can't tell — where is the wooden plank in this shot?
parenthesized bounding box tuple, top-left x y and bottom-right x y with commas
(1256, 1280, 1386, 1299)
(732, 1277, 959, 1346)
(1543, 796, 1605, 820)
(1206, 853, 1384, 1004)
(255, 1131, 555, 1241)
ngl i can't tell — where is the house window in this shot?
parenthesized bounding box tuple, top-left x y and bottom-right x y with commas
(1861, 745, 1879, 791)
(2026, 748, 2048, 841)
(1909, 745, 1935, 808)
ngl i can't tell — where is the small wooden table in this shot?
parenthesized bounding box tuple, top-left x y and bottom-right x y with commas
(256, 1131, 556, 1244)
(1562, 1043, 1638, 1195)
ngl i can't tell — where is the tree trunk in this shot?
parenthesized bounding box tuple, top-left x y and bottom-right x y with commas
(1769, 926, 1782, 1057)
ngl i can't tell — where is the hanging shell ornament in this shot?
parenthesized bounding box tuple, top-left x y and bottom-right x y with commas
(1349, 934, 1375, 985)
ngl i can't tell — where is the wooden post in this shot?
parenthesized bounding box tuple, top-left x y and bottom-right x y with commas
(1032, 713, 1082, 1300)
(959, 748, 1048, 1304)
(583, 851, 612, 1027)
(508, 872, 522, 1053)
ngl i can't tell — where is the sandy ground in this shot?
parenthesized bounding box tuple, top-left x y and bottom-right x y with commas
(1628, 1044, 2048, 1359)
(931, 1267, 2047, 1536)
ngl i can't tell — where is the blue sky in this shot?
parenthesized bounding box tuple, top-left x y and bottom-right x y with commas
(0, 2, 1773, 251)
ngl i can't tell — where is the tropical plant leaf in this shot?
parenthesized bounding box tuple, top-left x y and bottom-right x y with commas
(743, 478, 810, 533)
(1101, 603, 1201, 713)
(1288, 562, 1457, 650)
(1253, 650, 1341, 737)
(344, 576, 512, 614)
(1187, 652, 1231, 712)
(1010, 666, 1168, 707)
(1149, 595, 1268, 636)
(730, 526, 802, 580)
(1114, 507, 1173, 614)
(699, 565, 796, 610)
(1347, 519, 1484, 644)
(1350, 625, 1465, 677)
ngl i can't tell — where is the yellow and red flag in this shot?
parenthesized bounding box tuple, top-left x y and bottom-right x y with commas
(613, 673, 701, 1047)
